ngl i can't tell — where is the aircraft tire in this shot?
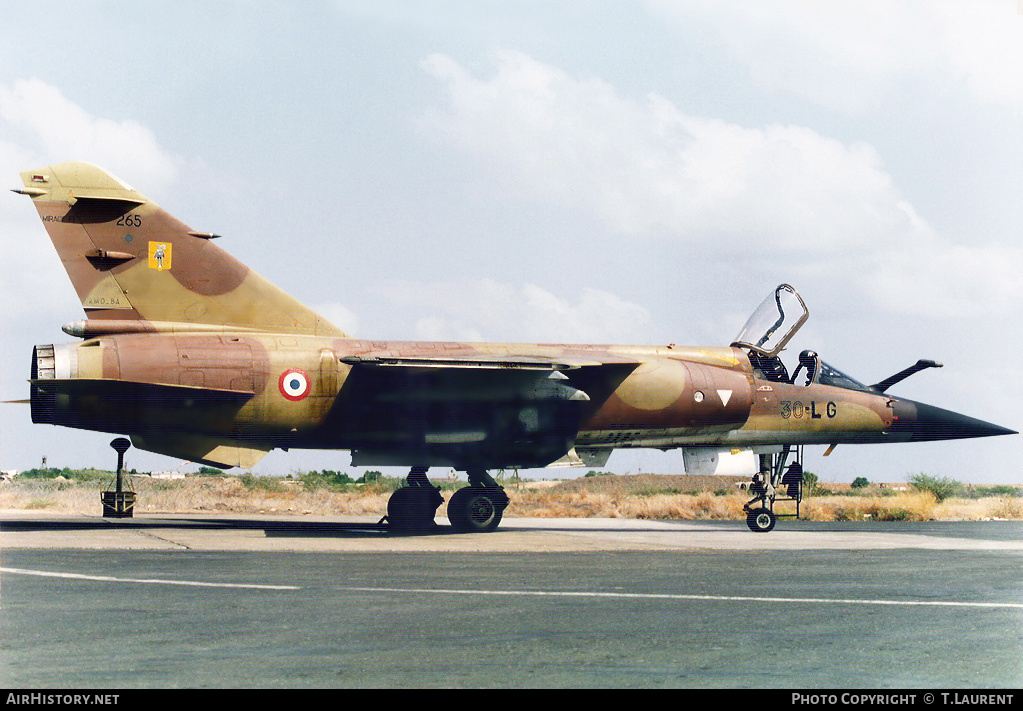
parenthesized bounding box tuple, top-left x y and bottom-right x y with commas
(447, 486, 505, 533)
(387, 486, 439, 531)
(746, 507, 776, 533)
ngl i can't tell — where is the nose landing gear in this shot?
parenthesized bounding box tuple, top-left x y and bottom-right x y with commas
(745, 506, 777, 533)
(743, 445, 803, 533)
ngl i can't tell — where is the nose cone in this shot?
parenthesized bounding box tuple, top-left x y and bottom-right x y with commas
(891, 399, 1017, 442)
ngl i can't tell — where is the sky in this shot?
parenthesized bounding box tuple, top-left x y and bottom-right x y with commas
(1, 1, 1020, 484)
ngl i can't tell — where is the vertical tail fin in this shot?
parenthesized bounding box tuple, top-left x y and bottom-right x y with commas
(16, 161, 346, 337)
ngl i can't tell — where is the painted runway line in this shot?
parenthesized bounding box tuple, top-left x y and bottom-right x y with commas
(1, 566, 300, 591)
(344, 586, 1023, 610)
(6, 569, 1019, 609)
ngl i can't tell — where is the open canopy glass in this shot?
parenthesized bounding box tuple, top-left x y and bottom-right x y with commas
(731, 284, 809, 357)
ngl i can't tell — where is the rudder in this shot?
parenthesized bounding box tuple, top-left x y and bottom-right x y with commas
(16, 161, 345, 337)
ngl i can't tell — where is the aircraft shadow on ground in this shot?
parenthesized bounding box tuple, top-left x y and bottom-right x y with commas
(0, 516, 393, 538)
(0, 515, 741, 538)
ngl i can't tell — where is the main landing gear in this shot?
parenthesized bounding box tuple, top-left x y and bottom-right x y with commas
(447, 469, 510, 533)
(743, 445, 804, 533)
(384, 467, 510, 533)
(385, 466, 443, 531)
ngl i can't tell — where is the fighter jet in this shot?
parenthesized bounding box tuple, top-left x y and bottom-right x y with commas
(13, 162, 1015, 532)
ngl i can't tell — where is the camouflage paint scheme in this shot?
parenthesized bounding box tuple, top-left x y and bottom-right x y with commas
(17, 162, 1014, 477)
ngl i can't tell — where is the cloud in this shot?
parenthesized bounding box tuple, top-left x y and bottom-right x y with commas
(934, 0, 1023, 111)
(649, 0, 1023, 113)
(0, 78, 181, 190)
(313, 301, 360, 335)
(421, 51, 925, 252)
(379, 278, 653, 344)
(421, 50, 1022, 321)
(865, 242, 1023, 319)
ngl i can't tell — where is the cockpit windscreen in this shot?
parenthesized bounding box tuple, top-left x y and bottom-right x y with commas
(816, 361, 872, 392)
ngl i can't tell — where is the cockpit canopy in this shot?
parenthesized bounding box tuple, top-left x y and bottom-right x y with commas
(731, 284, 808, 357)
(732, 285, 874, 392)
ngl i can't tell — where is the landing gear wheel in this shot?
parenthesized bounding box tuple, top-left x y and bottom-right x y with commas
(746, 507, 776, 533)
(387, 486, 442, 531)
(447, 486, 507, 533)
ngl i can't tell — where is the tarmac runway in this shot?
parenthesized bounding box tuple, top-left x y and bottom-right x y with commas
(2, 511, 1022, 688)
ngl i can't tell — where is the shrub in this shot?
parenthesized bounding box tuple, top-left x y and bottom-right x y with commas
(801, 472, 832, 497)
(238, 473, 285, 492)
(960, 484, 1021, 499)
(851, 476, 870, 489)
(298, 469, 355, 491)
(18, 467, 111, 482)
(908, 473, 962, 503)
(875, 508, 912, 521)
(302, 470, 356, 493)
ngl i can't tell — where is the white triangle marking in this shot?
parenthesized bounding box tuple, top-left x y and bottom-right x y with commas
(718, 390, 732, 406)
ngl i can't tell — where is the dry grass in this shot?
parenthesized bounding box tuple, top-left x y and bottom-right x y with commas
(0, 477, 392, 517)
(2, 474, 1019, 522)
(801, 491, 938, 521)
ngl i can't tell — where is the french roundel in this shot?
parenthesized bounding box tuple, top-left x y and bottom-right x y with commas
(278, 368, 311, 401)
